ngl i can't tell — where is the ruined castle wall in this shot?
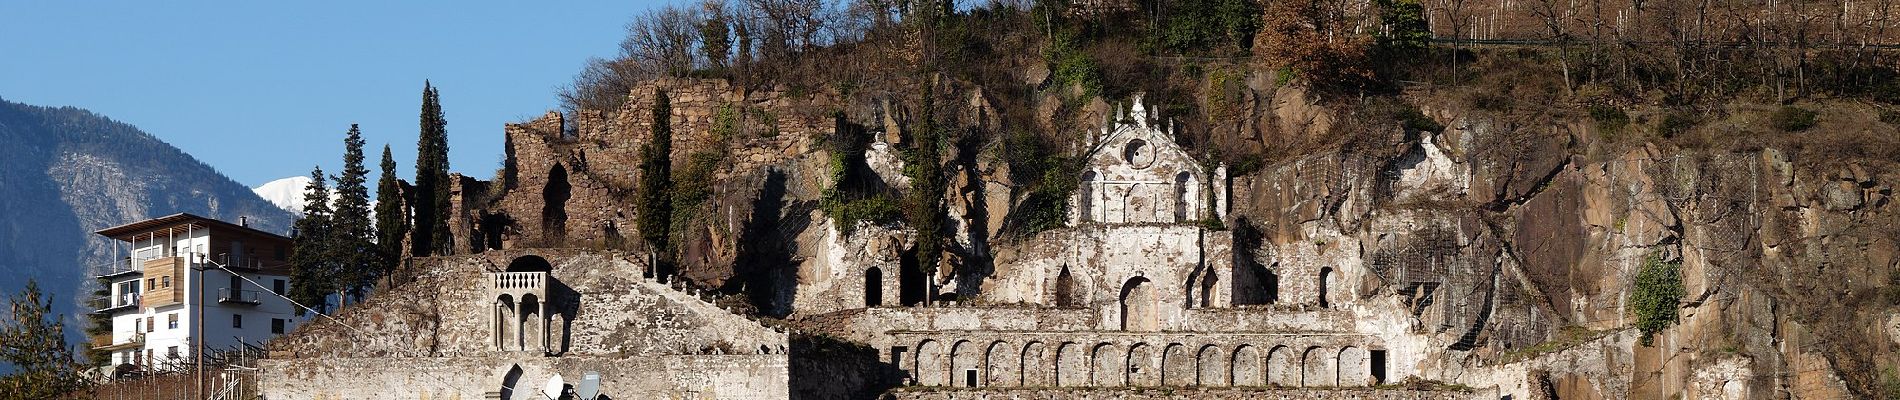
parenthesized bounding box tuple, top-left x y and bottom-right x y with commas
(269, 250, 783, 359)
(889, 330, 1388, 388)
(797, 223, 910, 314)
(886, 388, 1471, 400)
(259, 354, 787, 400)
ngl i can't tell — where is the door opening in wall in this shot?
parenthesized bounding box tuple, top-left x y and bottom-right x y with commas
(965, 369, 977, 387)
(865, 267, 884, 307)
(1370, 349, 1387, 384)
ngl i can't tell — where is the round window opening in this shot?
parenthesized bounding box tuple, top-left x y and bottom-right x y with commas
(1123, 139, 1155, 169)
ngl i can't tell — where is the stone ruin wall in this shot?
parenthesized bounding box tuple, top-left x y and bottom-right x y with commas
(268, 250, 785, 360)
(261, 354, 788, 400)
(463, 78, 831, 264)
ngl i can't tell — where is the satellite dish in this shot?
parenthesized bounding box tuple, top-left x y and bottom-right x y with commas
(576, 371, 602, 400)
(542, 373, 565, 400)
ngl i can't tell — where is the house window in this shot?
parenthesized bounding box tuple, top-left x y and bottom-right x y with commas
(271, 318, 286, 334)
(167, 346, 179, 359)
(146, 278, 155, 290)
(133, 317, 141, 332)
(232, 314, 243, 329)
(146, 317, 154, 332)
(167, 313, 178, 329)
(161, 276, 171, 288)
(272, 279, 286, 295)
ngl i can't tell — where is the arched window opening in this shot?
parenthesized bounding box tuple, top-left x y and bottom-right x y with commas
(1079, 171, 1097, 223)
(506, 255, 552, 272)
(1174, 172, 1192, 222)
(542, 164, 572, 240)
(864, 267, 884, 307)
(1318, 267, 1334, 308)
(1054, 267, 1076, 307)
(1120, 277, 1156, 332)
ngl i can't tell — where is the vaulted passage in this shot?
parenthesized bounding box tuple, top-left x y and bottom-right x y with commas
(901, 337, 1382, 390)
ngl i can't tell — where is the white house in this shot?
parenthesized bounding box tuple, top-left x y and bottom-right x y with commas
(91, 213, 307, 372)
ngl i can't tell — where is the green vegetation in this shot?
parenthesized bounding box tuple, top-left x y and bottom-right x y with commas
(670, 150, 726, 242)
(1589, 104, 1631, 135)
(638, 90, 676, 257)
(818, 113, 901, 234)
(1, 280, 89, 398)
(330, 125, 377, 301)
(1770, 106, 1819, 132)
(411, 82, 452, 257)
(1631, 254, 1685, 346)
(1658, 111, 1698, 138)
(289, 167, 336, 315)
(905, 85, 951, 279)
(373, 145, 409, 283)
(1149, 0, 1259, 54)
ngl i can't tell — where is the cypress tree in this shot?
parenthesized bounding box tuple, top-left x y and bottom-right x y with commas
(373, 144, 409, 283)
(904, 82, 948, 295)
(330, 124, 375, 302)
(637, 90, 675, 264)
(412, 82, 452, 256)
(288, 167, 336, 314)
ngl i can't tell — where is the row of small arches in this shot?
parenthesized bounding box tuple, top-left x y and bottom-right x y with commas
(901, 339, 1385, 388)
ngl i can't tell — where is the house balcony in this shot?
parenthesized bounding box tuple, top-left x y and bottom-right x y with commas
(218, 288, 262, 305)
(490, 271, 549, 299)
(93, 333, 144, 351)
(94, 293, 141, 313)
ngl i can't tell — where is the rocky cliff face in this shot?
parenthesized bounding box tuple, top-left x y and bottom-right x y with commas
(0, 99, 293, 340)
(448, 66, 1899, 396)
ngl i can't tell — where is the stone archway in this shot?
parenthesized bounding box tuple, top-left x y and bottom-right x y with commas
(1338, 346, 1369, 386)
(1120, 276, 1156, 332)
(497, 364, 523, 400)
(1231, 345, 1263, 386)
(1055, 342, 1086, 387)
(506, 255, 552, 272)
(1127, 342, 1159, 387)
(1267, 345, 1298, 386)
(1161, 343, 1193, 386)
(1197, 345, 1227, 387)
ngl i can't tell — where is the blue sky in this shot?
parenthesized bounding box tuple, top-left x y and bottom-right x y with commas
(0, 1, 663, 186)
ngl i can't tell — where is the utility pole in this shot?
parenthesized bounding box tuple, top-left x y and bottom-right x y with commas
(195, 252, 205, 400)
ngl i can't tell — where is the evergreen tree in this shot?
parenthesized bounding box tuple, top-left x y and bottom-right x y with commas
(637, 90, 675, 266)
(373, 144, 409, 284)
(330, 124, 376, 302)
(411, 82, 452, 257)
(699, 0, 732, 69)
(0, 280, 89, 398)
(904, 82, 949, 296)
(288, 167, 336, 315)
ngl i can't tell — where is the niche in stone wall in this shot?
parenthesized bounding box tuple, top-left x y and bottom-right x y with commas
(1174, 172, 1192, 222)
(1054, 266, 1076, 307)
(1119, 277, 1156, 332)
(1078, 171, 1096, 223)
(542, 164, 571, 241)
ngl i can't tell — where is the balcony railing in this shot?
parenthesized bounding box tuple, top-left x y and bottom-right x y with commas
(218, 288, 262, 305)
(94, 293, 141, 312)
(93, 333, 144, 351)
(492, 272, 547, 290)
